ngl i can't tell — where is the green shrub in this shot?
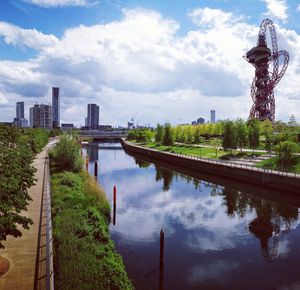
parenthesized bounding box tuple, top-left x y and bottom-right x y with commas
(50, 136, 83, 172)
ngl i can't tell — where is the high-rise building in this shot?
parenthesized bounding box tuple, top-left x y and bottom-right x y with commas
(13, 101, 28, 128)
(16, 102, 24, 119)
(29, 107, 34, 128)
(29, 104, 53, 130)
(210, 110, 216, 123)
(197, 117, 205, 124)
(52, 87, 60, 128)
(86, 104, 99, 130)
(40, 104, 53, 130)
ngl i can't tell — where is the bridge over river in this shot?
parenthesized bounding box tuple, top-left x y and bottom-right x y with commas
(78, 130, 128, 141)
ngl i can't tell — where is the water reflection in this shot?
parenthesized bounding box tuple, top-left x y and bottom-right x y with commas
(85, 144, 300, 290)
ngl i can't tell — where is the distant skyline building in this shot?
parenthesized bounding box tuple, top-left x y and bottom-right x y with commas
(29, 104, 53, 130)
(86, 104, 99, 130)
(29, 107, 34, 128)
(210, 110, 216, 123)
(16, 102, 24, 119)
(197, 117, 205, 124)
(52, 87, 60, 128)
(13, 101, 28, 128)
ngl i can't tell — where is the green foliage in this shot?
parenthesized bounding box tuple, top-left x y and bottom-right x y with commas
(222, 120, 237, 151)
(50, 136, 83, 172)
(247, 119, 260, 151)
(155, 124, 164, 144)
(162, 123, 174, 146)
(256, 156, 300, 174)
(49, 128, 63, 138)
(236, 119, 248, 151)
(0, 125, 49, 248)
(276, 141, 299, 164)
(260, 119, 273, 136)
(127, 129, 153, 144)
(51, 170, 133, 290)
(193, 126, 201, 144)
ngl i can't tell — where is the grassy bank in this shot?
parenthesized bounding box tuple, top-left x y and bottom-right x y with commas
(50, 137, 133, 290)
(142, 142, 263, 160)
(256, 156, 300, 174)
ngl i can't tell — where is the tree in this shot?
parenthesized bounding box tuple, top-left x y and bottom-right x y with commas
(193, 126, 201, 144)
(163, 123, 174, 146)
(185, 125, 193, 143)
(0, 125, 49, 248)
(265, 133, 275, 153)
(236, 119, 248, 152)
(248, 119, 260, 152)
(260, 120, 273, 136)
(222, 120, 237, 152)
(155, 124, 164, 144)
(276, 141, 299, 165)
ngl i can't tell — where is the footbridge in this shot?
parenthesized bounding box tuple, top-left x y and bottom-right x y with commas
(79, 130, 128, 141)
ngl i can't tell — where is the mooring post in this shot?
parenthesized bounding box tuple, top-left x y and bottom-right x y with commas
(113, 185, 117, 225)
(113, 185, 117, 205)
(160, 228, 164, 266)
(85, 155, 89, 171)
(94, 160, 98, 178)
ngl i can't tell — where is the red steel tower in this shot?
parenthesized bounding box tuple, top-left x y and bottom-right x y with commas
(245, 19, 289, 122)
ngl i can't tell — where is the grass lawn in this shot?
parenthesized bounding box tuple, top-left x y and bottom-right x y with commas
(51, 170, 133, 290)
(142, 142, 264, 160)
(147, 142, 224, 158)
(256, 156, 300, 174)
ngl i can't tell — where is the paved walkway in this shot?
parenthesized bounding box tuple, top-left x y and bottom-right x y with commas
(0, 144, 51, 290)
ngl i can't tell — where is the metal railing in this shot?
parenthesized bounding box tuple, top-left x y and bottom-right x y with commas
(126, 141, 300, 179)
(34, 154, 54, 290)
(45, 155, 54, 290)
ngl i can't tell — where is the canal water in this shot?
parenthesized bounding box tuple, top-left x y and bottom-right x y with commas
(85, 142, 300, 290)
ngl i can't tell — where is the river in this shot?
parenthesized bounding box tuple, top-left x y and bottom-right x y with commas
(84, 142, 300, 290)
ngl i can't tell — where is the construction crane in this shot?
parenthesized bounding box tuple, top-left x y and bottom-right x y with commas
(244, 19, 289, 122)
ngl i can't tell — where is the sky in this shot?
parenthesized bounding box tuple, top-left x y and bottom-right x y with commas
(0, 0, 299, 127)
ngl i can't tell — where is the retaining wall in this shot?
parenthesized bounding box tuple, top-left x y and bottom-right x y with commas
(121, 140, 300, 194)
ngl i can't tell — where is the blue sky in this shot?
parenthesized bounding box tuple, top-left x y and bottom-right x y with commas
(0, 0, 299, 126)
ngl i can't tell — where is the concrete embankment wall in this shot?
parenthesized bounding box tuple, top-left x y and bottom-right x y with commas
(121, 140, 300, 195)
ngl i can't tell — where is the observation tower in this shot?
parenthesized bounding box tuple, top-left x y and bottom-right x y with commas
(245, 19, 289, 122)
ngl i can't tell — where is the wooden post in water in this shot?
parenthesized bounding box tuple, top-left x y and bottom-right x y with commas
(113, 186, 117, 225)
(94, 160, 98, 178)
(85, 155, 89, 171)
(160, 229, 164, 266)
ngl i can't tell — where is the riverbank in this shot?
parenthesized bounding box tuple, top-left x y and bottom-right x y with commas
(122, 140, 300, 194)
(50, 138, 133, 290)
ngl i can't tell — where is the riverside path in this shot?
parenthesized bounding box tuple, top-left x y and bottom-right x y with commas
(0, 140, 56, 290)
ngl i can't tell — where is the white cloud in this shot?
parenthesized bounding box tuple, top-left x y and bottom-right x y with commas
(262, 0, 288, 22)
(0, 22, 58, 50)
(0, 92, 9, 105)
(21, 0, 99, 8)
(298, 4, 300, 12)
(0, 8, 299, 125)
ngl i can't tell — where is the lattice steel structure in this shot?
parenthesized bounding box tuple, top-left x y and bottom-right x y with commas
(245, 19, 289, 122)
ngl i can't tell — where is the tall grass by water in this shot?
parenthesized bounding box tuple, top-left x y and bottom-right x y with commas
(50, 137, 133, 290)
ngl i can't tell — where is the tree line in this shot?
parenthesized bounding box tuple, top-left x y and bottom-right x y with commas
(0, 125, 49, 248)
(127, 116, 299, 165)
